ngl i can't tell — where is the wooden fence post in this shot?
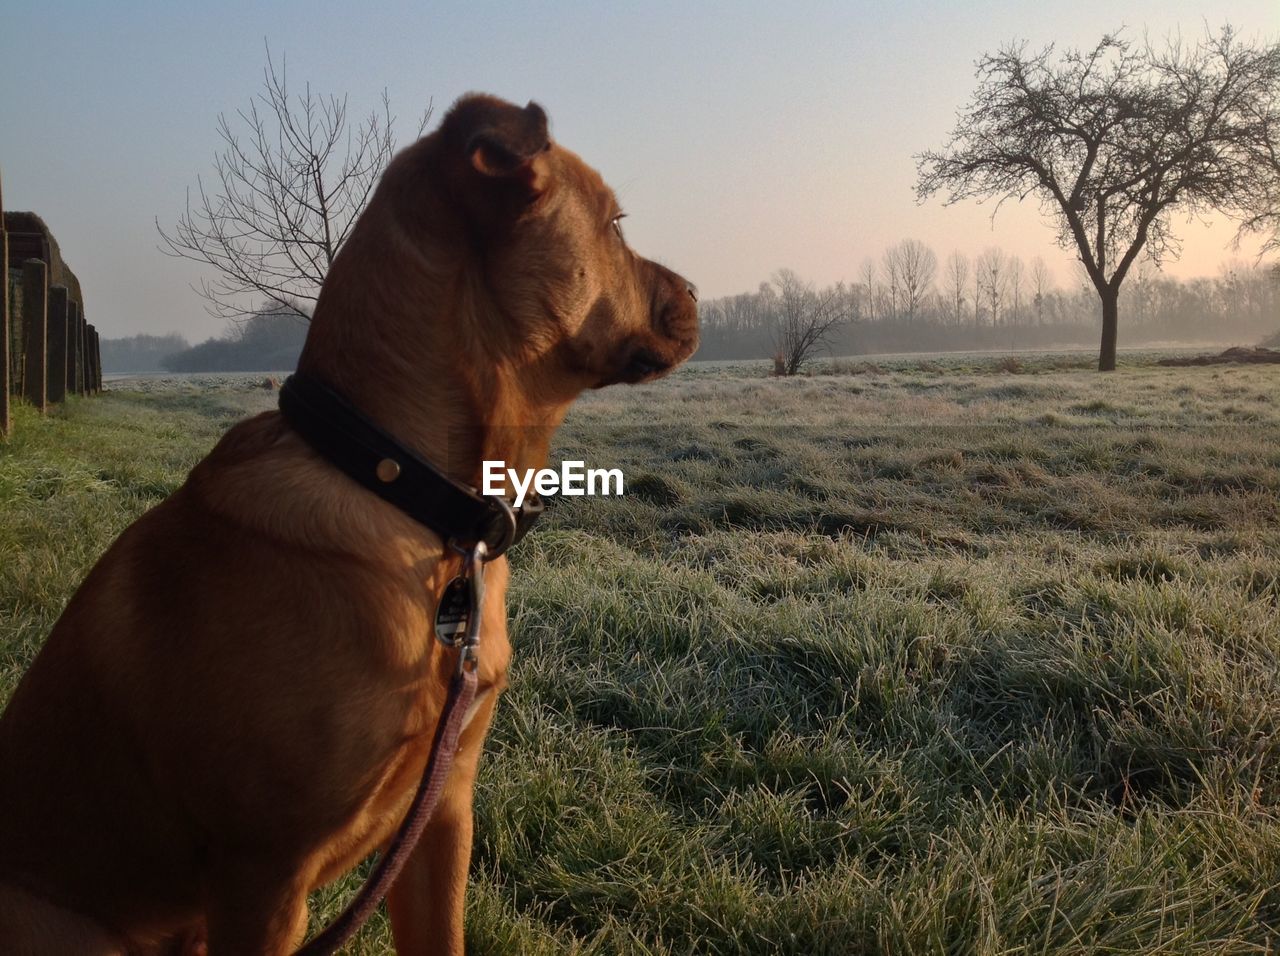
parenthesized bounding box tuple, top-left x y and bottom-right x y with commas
(88, 325, 100, 393)
(0, 168, 9, 437)
(83, 315, 92, 394)
(65, 300, 76, 399)
(75, 306, 86, 395)
(21, 259, 47, 413)
(47, 285, 68, 404)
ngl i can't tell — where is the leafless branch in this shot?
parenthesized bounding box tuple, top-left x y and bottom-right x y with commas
(157, 42, 433, 322)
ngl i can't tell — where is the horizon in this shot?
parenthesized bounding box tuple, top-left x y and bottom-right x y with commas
(2, 0, 1276, 342)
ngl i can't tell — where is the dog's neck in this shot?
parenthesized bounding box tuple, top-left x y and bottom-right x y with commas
(297, 203, 575, 494)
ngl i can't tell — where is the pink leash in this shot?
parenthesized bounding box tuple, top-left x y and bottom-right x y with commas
(295, 542, 487, 955)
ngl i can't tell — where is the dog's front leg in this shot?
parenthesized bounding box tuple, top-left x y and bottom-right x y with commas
(386, 691, 496, 956)
(205, 861, 310, 956)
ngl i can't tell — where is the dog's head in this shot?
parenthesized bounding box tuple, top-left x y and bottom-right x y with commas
(393, 94, 699, 391)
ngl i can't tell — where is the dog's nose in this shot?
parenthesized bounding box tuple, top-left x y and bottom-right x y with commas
(686, 283, 698, 303)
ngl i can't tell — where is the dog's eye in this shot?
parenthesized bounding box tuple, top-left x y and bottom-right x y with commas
(610, 213, 627, 238)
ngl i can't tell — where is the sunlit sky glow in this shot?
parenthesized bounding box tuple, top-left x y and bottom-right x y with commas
(2, 0, 1276, 339)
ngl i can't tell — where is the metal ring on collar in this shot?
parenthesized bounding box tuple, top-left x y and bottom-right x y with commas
(478, 496, 518, 560)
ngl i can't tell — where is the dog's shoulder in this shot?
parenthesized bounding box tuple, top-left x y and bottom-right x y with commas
(182, 411, 447, 570)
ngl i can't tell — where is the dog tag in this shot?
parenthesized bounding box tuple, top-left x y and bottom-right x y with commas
(435, 576, 471, 645)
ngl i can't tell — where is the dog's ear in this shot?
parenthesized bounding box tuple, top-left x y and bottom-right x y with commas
(449, 97, 551, 199)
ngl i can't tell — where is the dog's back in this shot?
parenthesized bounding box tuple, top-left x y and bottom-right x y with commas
(0, 489, 214, 949)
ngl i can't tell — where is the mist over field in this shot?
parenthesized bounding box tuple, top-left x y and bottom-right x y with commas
(101, 261, 1278, 375)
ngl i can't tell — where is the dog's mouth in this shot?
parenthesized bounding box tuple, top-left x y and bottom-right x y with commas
(617, 348, 674, 384)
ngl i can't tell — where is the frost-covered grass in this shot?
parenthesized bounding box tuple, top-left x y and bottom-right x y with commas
(3, 356, 1279, 953)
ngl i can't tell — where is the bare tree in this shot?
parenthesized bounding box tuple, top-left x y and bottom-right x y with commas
(1007, 255, 1024, 327)
(917, 26, 1280, 370)
(973, 264, 986, 325)
(158, 45, 430, 321)
(945, 251, 969, 325)
(859, 258, 878, 322)
(976, 247, 1007, 326)
(770, 269, 848, 375)
(1127, 257, 1159, 325)
(1030, 257, 1052, 325)
(833, 280, 863, 324)
(880, 248, 902, 321)
(887, 239, 938, 322)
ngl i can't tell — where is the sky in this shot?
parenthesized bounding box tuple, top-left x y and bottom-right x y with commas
(1, 0, 1277, 341)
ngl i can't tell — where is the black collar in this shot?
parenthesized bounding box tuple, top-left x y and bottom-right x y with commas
(278, 372, 542, 559)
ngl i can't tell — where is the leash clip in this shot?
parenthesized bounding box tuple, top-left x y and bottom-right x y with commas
(436, 541, 487, 676)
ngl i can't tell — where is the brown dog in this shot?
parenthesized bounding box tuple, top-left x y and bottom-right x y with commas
(0, 94, 698, 954)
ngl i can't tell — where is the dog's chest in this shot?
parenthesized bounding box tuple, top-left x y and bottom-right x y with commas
(310, 628, 510, 886)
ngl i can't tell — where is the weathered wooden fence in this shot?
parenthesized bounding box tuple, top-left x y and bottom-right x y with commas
(1, 169, 100, 438)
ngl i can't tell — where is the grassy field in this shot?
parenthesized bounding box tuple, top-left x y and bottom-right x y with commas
(3, 354, 1280, 953)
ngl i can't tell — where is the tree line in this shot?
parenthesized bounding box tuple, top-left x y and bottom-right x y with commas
(100, 303, 308, 374)
(101, 257, 1276, 373)
(99, 334, 190, 374)
(160, 301, 308, 372)
(695, 254, 1278, 364)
